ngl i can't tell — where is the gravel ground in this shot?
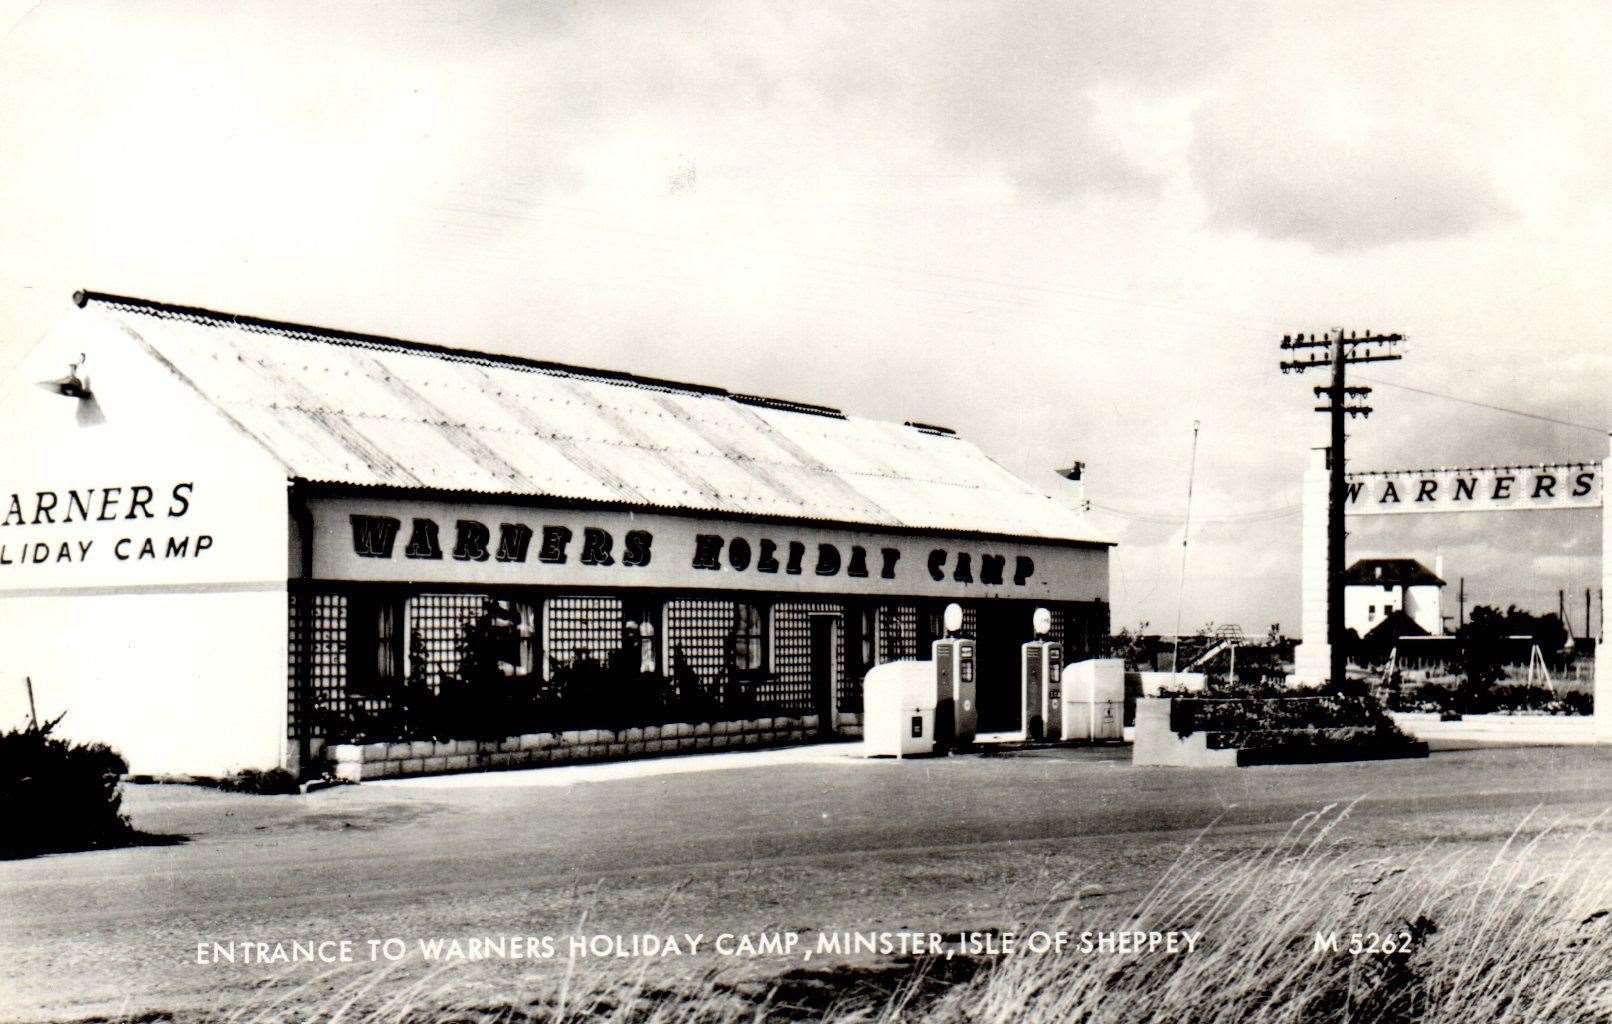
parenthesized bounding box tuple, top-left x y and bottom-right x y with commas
(4, 728, 1611, 1022)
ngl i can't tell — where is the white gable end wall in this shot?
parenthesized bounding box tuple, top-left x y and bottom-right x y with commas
(0, 308, 291, 776)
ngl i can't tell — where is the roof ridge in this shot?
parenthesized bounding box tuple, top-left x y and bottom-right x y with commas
(73, 289, 851, 419)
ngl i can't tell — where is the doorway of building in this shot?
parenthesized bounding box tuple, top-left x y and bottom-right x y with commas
(974, 604, 1034, 733)
(808, 615, 838, 739)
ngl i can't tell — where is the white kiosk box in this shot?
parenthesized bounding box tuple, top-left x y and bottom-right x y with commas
(861, 661, 940, 758)
(1062, 658, 1125, 742)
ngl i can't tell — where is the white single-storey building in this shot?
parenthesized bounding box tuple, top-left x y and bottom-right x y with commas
(1344, 557, 1446, 638)
(0, 291, 1112, 778)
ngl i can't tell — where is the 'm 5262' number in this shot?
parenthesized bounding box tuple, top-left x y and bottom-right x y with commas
(1313, 931, 1413, 955)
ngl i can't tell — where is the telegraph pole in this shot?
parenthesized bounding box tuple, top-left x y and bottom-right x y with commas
(1281, 328, 1405, 688)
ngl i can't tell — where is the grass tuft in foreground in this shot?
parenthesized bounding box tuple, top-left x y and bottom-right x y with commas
(212, 803, 1612, 1023)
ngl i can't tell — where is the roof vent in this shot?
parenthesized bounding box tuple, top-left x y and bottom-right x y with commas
(731, 393, 845, 419)
(905, 420, 956, 437)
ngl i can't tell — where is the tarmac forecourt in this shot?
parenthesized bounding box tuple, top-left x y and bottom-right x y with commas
(2, 716, 1608, 1022)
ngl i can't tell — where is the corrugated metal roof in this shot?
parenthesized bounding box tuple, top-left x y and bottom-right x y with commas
(80, 292, 1111, 545)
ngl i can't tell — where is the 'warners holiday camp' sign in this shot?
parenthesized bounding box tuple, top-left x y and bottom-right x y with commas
(308, 497, 1109, 603)
(1344, 463, 1603, 516)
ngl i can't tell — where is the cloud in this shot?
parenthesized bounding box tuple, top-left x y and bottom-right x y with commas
(436, 1, 1228, 205)
(1179, 3, 1612, 252)
(1188, 99, 1509, 252)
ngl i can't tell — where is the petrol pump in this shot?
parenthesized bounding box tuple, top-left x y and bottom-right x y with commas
(1020, 607, 1064, 741)
(932, 602, 977, 749)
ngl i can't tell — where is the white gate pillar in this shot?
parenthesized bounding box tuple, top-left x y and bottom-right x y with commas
(1596, 435, 1611, 740)
(1290, 445, 1332, 686)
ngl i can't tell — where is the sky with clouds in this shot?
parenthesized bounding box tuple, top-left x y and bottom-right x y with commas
(1, 0, 1607, 635)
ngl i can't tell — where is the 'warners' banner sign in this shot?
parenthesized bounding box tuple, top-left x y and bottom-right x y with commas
(1345, 463, 1603, 516)
(308, 497, 1109, 603)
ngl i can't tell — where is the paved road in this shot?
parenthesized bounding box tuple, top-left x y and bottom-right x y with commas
(4, 731, 1611, 1022)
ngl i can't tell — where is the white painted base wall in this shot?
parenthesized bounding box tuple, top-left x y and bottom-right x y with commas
(330, 717, 821, 781)
(1291, 447, 1332, 687)
(1599, 448, 1611, 742)
(0, 588, 288, 777)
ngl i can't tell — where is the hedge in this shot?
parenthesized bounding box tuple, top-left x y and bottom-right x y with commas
(1, 716, 135, 858)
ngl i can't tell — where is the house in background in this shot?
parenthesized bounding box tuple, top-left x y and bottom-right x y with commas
(1344, 558, 1446, 637)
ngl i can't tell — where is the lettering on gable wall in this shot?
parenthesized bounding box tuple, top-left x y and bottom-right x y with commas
(0, 483, 211, 567)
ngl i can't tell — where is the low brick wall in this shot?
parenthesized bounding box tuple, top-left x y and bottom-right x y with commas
(1131, 698, 1238, 767)
(329, 715, 824, 781)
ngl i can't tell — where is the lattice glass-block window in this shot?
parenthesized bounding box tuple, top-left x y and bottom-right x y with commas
(544, 595, 624, 678)
(771, 602, 843, 712)
(1062, 604, 1101, 660)
(877, 604, 919, 662)
(287, 591, 349, 740)
(926, 604, 977, 641)
(1045, 607, 1067, 650)
(665, 598, 746, 698)
(405, 593, 490, 691)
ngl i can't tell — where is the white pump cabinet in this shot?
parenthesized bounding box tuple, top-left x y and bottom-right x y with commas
(862, 661, 940, 758)
(1062, 658, 1125, 742)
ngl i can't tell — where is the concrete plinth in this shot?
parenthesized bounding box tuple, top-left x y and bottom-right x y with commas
(1290, 446, 1333, 687)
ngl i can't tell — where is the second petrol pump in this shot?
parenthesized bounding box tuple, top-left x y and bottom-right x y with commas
(932, 602, 977, 750)
(1020, 607, 1064, 741)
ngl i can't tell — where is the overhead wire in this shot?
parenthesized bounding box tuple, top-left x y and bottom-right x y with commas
(1087, 501, 1302, 525)
(1355, 375, 1608, 435)
(412, 184, 1607, 448)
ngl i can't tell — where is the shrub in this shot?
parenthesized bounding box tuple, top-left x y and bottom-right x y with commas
(1394, 680, 1592, 716)
(0, 715, 134, 858)
(1169, 695, 1385, 734)
(1164, 695, 1426, 764)
(1210, 721, 1425, 763)
(215, 767, 301, 795)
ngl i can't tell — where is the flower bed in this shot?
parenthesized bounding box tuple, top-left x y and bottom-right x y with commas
(1205, 722, 1429, 765)
(1134, 697, 1427, 768)
(1169, 695, 1383, 734)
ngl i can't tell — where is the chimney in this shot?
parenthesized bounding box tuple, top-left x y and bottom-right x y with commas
(1058, 459, 1086, 509)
